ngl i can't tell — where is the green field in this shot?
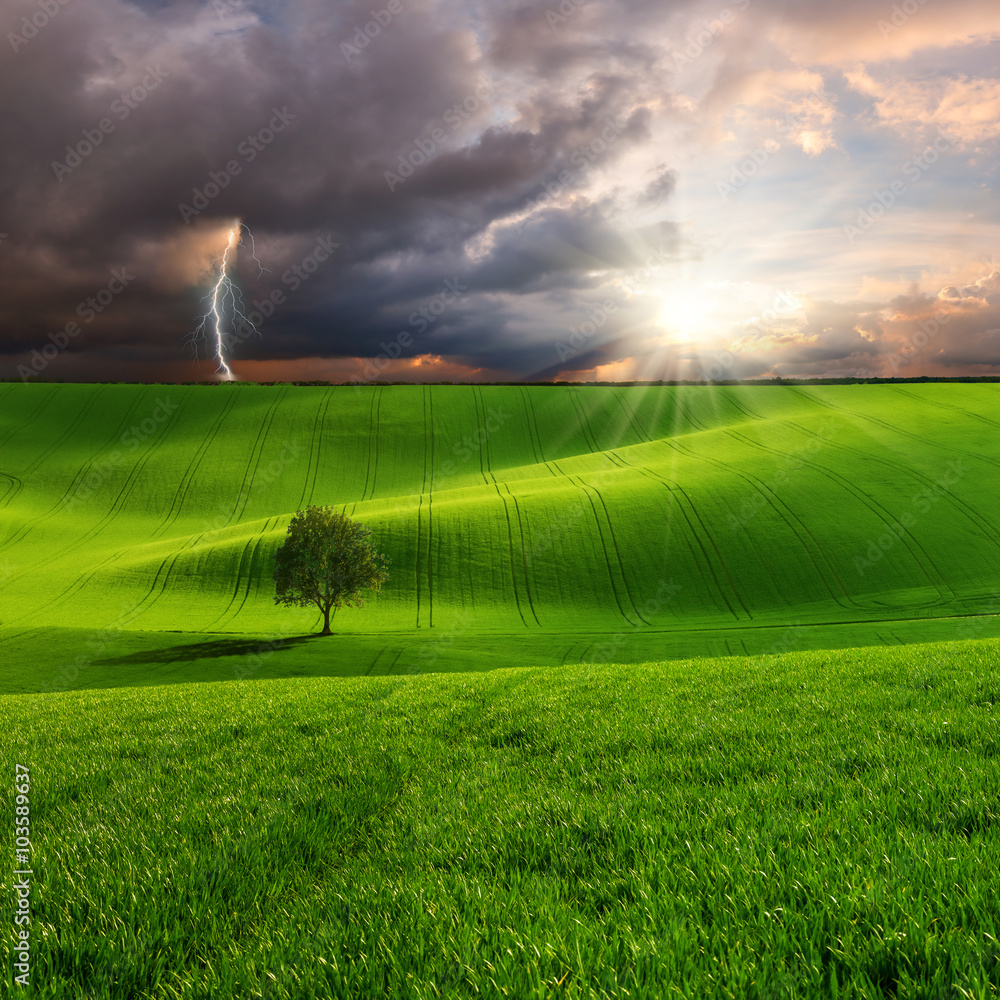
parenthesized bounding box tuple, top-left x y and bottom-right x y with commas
(2, 382, 1000, 690)
(4, 382, 1000, 997)
(6, 641, 1000, 998)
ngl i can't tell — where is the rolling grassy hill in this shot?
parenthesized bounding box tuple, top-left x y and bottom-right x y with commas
(1, 382, 999, 693)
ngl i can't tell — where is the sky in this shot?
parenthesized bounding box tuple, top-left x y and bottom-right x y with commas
(1, 0, 999, 383)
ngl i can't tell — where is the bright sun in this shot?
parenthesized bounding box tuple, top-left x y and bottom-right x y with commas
(652, 285, 720, 344)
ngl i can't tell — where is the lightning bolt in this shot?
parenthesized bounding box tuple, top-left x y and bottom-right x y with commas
(188, 219, 268, 381)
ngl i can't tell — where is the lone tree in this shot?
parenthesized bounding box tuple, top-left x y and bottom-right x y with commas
(273, 506, 390, 635)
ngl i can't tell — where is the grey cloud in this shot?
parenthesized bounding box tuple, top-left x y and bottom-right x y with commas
(0, 0, 676, 380)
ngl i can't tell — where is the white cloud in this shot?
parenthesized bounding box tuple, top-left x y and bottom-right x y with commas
(846, 68, 1000, 144)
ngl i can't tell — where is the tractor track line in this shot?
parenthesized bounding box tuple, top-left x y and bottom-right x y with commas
(573, 472, 653, 625)
(147, 391, 243, 542)
(427, 385, 434, 629)
(518, 387, 544, 467)
(723, 424, 953, 604)
(476, 391, 529, 629)
(0, 392, 192, 586)
(784, 418, 994, 588)
(502, 482, 542, 628)
(551, 462, 638, 628)
(667, 435, 862, 612)
(0, 387, 60, 452)
(229, 387, 291, 525)
(608, 450, 750, 622)
(4, 394, 224, 625)
(0, 388, 148, 539)
(297, 390, 335, 510)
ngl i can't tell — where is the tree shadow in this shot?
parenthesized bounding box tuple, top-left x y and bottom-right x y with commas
(93, 635, 317, 666)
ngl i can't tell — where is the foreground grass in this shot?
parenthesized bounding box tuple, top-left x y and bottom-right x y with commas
(6, 639, 1000, 999)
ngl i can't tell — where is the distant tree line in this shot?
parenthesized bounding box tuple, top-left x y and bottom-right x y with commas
(7, 376, 1000, 386)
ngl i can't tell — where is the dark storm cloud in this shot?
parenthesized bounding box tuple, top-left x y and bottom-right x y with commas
(0, 0, 675, 380)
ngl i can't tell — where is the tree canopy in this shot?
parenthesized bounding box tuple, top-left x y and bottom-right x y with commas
(273, 506, 390, 635)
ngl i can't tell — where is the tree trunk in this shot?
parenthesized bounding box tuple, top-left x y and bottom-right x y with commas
(320, 604, 332, 635)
